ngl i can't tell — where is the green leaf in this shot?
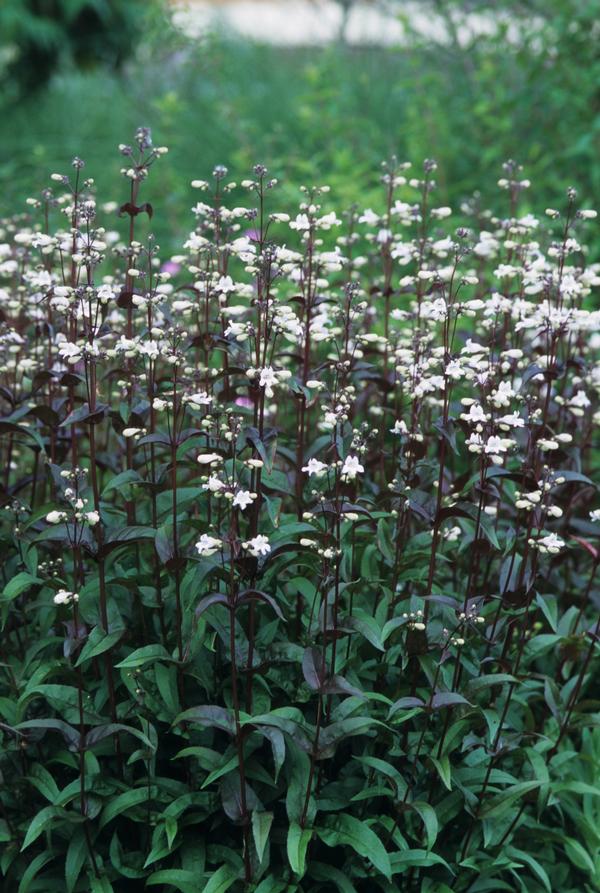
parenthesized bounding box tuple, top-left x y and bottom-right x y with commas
(75, 626, 123, 666)
(563, 837, 596, 875)
(252, 810, 274, 863)
(89, 877, 114, 893)
(201, 754, 238, 788)
(287, 821, 312, 876)
(101, 469, 141, 496)
(66, 828, 87, 893)
(254, 879, 289, 893)
(203, 864, 239, 893)
(346, 614, 385, 651)
(506, 847, 551, 893)
(1, 572, 41, 602)
(99, 786, 156, 828)
(353, 755, 408, 799)
(390, 849, 452, 873)
(146, 869, 199, 893)
(430, 756, 452, 791)
(317, 814, 392, 880)
(165, 815, 178, 849)
(480, 781, 542, 818)
(21, 805, 69, 850)
(115, 644, 174, 668)
(411, 800, 438, 849)
(18, 850, 54, 893)
(27, 763, 60, 802)
(467, 674, 518, 695)
(309, 861, 358, 893)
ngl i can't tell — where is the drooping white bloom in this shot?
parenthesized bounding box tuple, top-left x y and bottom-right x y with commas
(216, 275, 236, 294)
(46, 510, 67, 524)
(122, 427, 144, 438)
(233, 490, 255, 511)
(461, 403, 488, 424)
(497, 412, 525, 429)
(197, 453, 223, 465)
(259, 366, 278, 398)
(53, 589, 78, 606)
(302, 458, 328, 476)
(244, 535, 271, 557)
(531, 533, 565, 554)
(58, 342, 83, 364)
(341, 455, 364, 480)
(195, 534, 222, 557)
(290, 214, 310, 231)
(202, 476, 225, 493)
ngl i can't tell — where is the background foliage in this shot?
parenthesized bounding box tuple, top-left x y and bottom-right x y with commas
(1, 0, 600, 242)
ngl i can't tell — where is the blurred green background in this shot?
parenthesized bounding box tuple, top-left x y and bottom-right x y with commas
(1, 0, 599, 245)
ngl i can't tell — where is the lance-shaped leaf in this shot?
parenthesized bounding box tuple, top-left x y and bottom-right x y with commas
(316, 813, 391, 880)
(302, 646, 328, 691)
(195, 592, 229, 618)
(237, 588, 286, 620)
(220, 772, 261, 821)
(59, 402, 108, 427)
(287, 821, 312, 877)
(430, 692, 472, 710)
(17, 718, 80, 749)
(252, 810, 274, 863)
(173, 705, 236, 736)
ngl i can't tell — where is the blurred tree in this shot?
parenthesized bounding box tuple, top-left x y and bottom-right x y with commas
(0, 0, 161, 94)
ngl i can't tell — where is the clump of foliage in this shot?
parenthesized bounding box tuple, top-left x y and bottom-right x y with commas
(0, 0, 156, 94)
(1, 131, 600, 892)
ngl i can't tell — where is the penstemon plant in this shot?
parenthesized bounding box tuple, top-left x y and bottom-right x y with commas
(1, 134, 600, 893)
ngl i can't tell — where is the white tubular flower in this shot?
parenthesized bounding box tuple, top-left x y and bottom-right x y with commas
(86, 511, 100, 526)
(46, 510, 67, 524)
(530, 533, 565, 555)
(53, 589, 78, 606)
(484, 435, 510, 455)
(58, 342, 83, 364)
(259, 366, 278, 398)
(290, 213, 310, 231)
(197, 453, 223, 466)
(232, 490, 255, 511)
(202, 475, 225, 493)
(567, 390, 591, 417)
(497, 412, 525, 430)
(341, 455, 364, 481)
(302, 458, 328, 476)
(186, 392, 213, 407)
(122, 427, 145, 438)
(466, 432, 484, 453)
(195, 534, 222, 557)
(243, 535, 271, 557)
(461, 403, 488, 425)
(216, 275, 236, 294)
(489, 381, 514, 408)
(515, 490, 541, 510)
(590, 510, 600, 522)
(538, 438, 559, 451)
